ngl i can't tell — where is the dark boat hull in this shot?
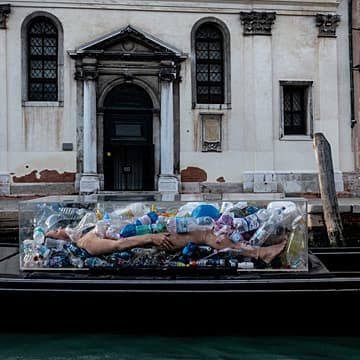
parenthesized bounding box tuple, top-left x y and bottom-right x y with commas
(1, 271, 360, 334)
(1, 247, 360, 334)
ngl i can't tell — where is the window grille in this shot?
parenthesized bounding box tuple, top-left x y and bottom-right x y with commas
(283, 86, 306, 135)
(27, 17, 58, 101)
(279, 81, 313, 140)
(195, 24, 224, 104)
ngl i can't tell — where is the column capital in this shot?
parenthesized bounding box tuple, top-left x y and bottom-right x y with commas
(74, 57, 98, 81)
(316, 13, 340, 37)
(0, 4, 11, 30)
(159, 60, 176, 82)
(240, 11, 276, 36)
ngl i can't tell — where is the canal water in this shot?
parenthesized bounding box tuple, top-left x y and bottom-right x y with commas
(0, 333, 359, 359)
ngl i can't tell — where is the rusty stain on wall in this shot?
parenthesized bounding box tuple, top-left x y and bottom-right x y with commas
(216, 176, 225, 183)
(181, 166, 207, 182)
(13, 170, 75, 183)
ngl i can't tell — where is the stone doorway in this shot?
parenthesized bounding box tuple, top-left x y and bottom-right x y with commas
(103, 83, 155, 191)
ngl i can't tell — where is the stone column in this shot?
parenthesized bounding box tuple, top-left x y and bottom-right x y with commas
(158, 61, 179, 199)
(0, 4, 11, 195)
(240, 11, 277, 191)
(79, 57, 100, 193)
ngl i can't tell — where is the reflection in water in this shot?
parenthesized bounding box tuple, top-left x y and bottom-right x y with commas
(0, 334, 359, 359)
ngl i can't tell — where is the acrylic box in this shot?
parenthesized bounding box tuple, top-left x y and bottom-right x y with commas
(19, 195, 308, 272)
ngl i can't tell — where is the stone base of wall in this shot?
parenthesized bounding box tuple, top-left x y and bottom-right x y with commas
(0, 173, 10, 195)
(243, 171, 344, 194)
(182, 171, 360, 197)
(3, 171, 360, 198)
(10, 183, 75, 196)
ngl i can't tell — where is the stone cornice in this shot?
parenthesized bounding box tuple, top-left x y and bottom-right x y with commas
(6, 0, 340, 15)
(0, 4, 10, 29)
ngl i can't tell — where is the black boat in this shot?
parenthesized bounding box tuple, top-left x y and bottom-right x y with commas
(1, 195, 360, 335)
(1, 242, 360, 335)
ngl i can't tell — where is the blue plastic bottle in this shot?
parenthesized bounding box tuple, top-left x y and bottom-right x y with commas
(135, 211, 158, 225)
(120, 223, 166, 238)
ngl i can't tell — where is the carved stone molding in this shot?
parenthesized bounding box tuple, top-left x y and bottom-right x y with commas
(240, 11, 276, 36)
(0, 4, 11, 29)
(159, 60, 176, 82)
(202, 141, 221, 152)
(316, 14, 340, 37)
(75, 57, 98, 81)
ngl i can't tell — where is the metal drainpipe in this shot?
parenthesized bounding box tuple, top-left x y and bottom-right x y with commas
(349, 0, 356, 128)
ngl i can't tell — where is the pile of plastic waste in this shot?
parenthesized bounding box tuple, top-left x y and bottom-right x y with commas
(21, 200, 308, 271)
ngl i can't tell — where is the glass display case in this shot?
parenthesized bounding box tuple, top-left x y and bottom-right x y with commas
(18, 195, 308, 272)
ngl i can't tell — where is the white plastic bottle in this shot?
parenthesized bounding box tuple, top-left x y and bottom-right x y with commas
(166, 216, 215, 233)
(249, 210, 281, 247)
(33, 226, 45, 245)
(249, 221, 276, 247)
(233, 208, 271, 233)
(95, 213, 110, 238)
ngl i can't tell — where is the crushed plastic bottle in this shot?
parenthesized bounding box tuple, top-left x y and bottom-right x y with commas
(33, 226, 45, 245)
(113, 202, 150, 219)
(249, 210, 282, 247)
(166, 216, 215, 233)
(95, 213, 110, 238)
(233, 208, 271, 234)
(120, 223, 167, 238)
(135, 211, 158, 226)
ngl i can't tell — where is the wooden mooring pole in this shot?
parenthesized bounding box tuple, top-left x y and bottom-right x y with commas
(313, 132, 345, 246)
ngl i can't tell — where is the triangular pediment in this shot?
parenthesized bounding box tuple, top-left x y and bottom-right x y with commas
(71, 25, 185, 58)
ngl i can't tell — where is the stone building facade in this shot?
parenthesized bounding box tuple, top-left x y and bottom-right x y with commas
(353, 0, 360, 167)
(0, 0, 355, 197)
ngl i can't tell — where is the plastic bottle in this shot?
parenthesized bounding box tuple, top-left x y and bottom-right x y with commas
(113, 202, 150, 219)
(135, 211, 158, 226)
(233, 208, 271, 233)
(278, 205, 302, 230)
(95, 213, 110, 238)
(156, 215, 169, 226)
(178, 242, 197, 263)
(238, 261, 254, 269)
(176, 202, 204, 217)
(219, 201, 234, 214)
(105, 226, 121, 240)
(229, 229, 246, 243)
(107, 212, 132, 232)
(45, 237, 66, 250)
(33, 226, 45, 245)
(286, 215, 307, 269)
(66, 211, 97, 241)
(166, 216, 215, 233)
(213, 213, 234, 237)
(120, 223, 167, 238)
(249, 210, 281, 247)
(95, 207, 103, 221)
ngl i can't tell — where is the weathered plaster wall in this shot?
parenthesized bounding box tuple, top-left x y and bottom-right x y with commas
(0, 0, 353, 194)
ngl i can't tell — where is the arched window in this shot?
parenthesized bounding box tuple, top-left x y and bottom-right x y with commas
(27, 17, 58, 101)
(195, 23, 224, 104)
(191, 18, 230, 108)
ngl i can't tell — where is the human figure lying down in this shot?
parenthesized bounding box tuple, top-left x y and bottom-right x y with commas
(46, 227, 287, 265)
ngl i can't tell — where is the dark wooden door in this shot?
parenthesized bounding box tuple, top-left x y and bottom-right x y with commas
(103, 84, 154, 191)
